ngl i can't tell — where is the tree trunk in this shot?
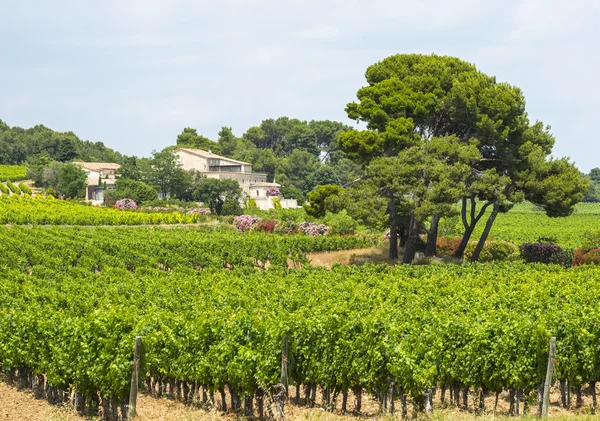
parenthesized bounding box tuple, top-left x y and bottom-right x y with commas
(454, 198, 491, 258)
(575, 384, 583, 407)
(388, 193, 399, 260)
(462, 386, 469, 410)
(470, 204, 499, 262)
(402, 213, 419, 264)
(341, 389, 348, 413)
(591, 381, 597, 414)
(400, 390, 408, 419)
(560, 380, 567, 408)
(425, 214, 440, 257)
(441, 385, 446, 407)
(509, 388, 515, 415)
(256, 389, 264, 418)
(354, 387, 362, 413)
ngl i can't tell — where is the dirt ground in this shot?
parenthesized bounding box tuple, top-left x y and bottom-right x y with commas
(306, 247, 393, 268)
(2, 380, 598, 421)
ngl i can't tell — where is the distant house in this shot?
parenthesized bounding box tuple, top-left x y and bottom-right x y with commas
(74, 162, 121, 205)
(174, 148, 298, 210)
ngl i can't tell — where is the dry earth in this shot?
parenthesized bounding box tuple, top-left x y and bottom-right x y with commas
(2, 381, 598, 421)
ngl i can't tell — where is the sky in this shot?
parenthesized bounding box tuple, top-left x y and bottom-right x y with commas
(1, 0, 598, 171)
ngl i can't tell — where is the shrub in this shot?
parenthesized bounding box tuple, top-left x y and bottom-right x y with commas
(221, 198, 243, 216)
(272, 197, 282, 209)
(266, 186, 281, 197)
(234, 215, 261, 232)
(322, 210, 357, 235)
(572, 248, 600, 266)
(298, 222, 329, 236)
(467, 241, 512, 262)
(187, 208, 211, 215)
(520, 243, 567, 265)
(436, 237, 462, 256)
(255, 220, 278, 233)
(275, 220, 298, 234)
(107, 179, 158, 205)
(581, 230, 600, 251)
(0, 183, 9, 195)
(115, 198, 138, 210)
(464, 240, 519, 262)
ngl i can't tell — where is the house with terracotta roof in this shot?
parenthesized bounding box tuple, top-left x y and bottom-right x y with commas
(74, 162, 121, 204)
(174, 148, 298, 210)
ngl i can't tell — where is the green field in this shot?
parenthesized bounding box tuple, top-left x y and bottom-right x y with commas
(451, 202, 600, 249)
(0, 164, 27, 182)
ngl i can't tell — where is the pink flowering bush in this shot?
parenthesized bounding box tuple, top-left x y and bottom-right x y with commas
(298, 222, 329, 236)
(142, 206, 171, 212)
(234, 215, 262, 232)
(115, 198, 138, 210)
(187, 208, 212, 216)
(266, 186, 281, 197)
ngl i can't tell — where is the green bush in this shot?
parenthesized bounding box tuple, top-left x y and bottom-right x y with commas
(106, 179, 158, 205)
(322, 210, 358, 235)
(465, 240, 519, 262)
(581, 230, 600, 251)
(221, 198, 243, 216)
(0, 183, 9, 195)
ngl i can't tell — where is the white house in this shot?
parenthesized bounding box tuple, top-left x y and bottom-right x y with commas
(73, 162, 121, 205)
(174, 148, 299, 210)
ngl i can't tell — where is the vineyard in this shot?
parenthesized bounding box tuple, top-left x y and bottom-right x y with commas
(1, 224, 600, 419)
(0, 165, 27, 182)
(0, 196, 207, 225)
(459, 203, 600, 249)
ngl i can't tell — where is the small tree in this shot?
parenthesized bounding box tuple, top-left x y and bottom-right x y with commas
(193, 178, 242, 215)
(57, 163, 87, 198)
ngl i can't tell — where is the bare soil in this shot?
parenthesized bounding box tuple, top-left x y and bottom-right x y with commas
(2, 380, 597, 421)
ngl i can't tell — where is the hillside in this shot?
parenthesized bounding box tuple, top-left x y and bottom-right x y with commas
(0, 120, 123, 165)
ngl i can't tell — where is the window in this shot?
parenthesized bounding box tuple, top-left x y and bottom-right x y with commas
(257, 190, 259, 196)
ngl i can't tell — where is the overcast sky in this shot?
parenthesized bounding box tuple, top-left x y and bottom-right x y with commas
(1, 0, 598, 171)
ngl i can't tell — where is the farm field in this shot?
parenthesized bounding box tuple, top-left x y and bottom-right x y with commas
(0, 164, 27, 182)
(2, 220, 600, 419)
(447, 202, 600, 249)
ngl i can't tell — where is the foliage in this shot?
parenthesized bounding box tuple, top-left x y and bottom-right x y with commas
(0, 165, 27, 181)
(106, 178, 158, 205)
(581, 230, 600, 251)
(193, 177, 242, 215)
(18, 182, 32, 195)
(322, 210, 358, 235)
(266, 186, 281, 197)
(57, 163, 88, 198)
(520, 243, 569, 265)
(186, 207, 211, 216)
(572, 248, 600, 266)
(0, 120, 122, 165)
(114, 198, 138, 210)
(6, 180, 21, 195)
(0, 183, 9, 195)
(234, 215, 262, 232)
(176, 128, 221, 154)
(298, 221, 329, 236)
(436, 237, 518, 262)
(304, 184, 346, 218)
(2, 249, 600, 404)
(0, 196, 207, 225)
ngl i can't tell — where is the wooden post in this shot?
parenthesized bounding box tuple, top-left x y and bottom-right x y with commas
(127, 336, 142, 419)
(541, 337, 556, 417)
(281, 335, 289, 397)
